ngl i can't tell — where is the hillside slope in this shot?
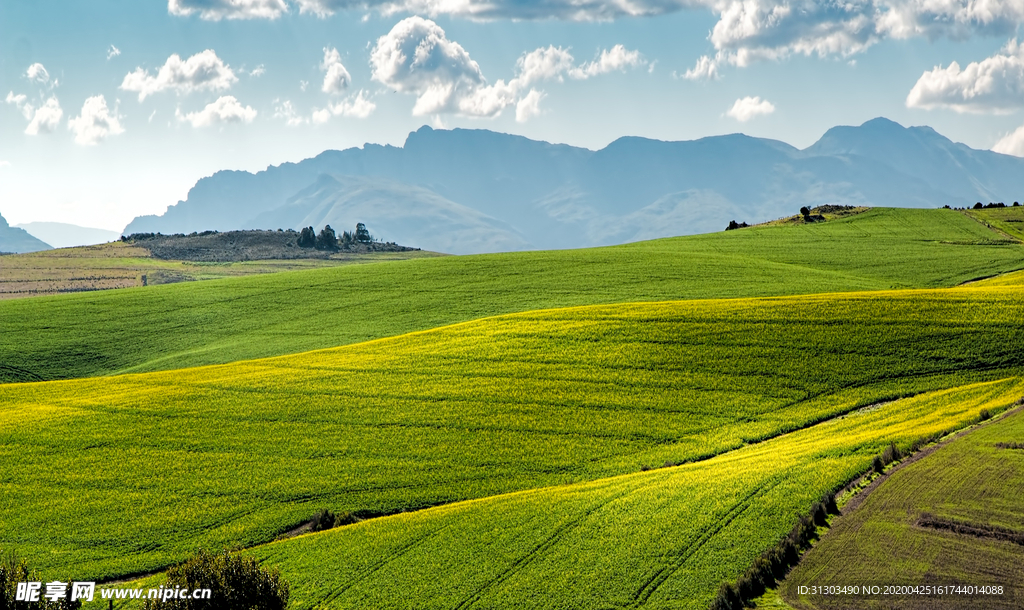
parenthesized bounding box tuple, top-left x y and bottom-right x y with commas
(0, 211, 51, 253)
(2, 208, 1022, 383)
(246, 379, 1022, 610)
(3, 286, 1024, 582)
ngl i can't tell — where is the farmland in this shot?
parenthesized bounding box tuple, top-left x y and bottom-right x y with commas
(241, 379, 1023, 610)
(781, 402, 1024, 610)
(0, 240, 437, 300)
(2, 285, 1023, 585)
(2, 207, 1024, 383)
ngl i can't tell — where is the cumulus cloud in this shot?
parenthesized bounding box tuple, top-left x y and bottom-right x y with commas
(249, 64, 266, 77)
(26, 97, 64, 135)
(681, 55, 719, 80)
(177, 95, 257, 127)
(321, 47, 352, 94)
(107, 45, 121, 60)
(726, 96, 775, 121)
(515, 89, 545, 122)
(7, 92, 63, 135)
(68, 95, 123, 145)
(26, 63, 50, 84)
(331, 90, 376, 117)
(168, 0, 288, 20)
(907, 39, 1024, 113)
(121, 50, 238, 101)
(993, 123, 1024, 156)
(515, 46, 575, 86)
(312, 90, 377, 123)
(569, 45, 645, 78)
(371, 17, 642, 119)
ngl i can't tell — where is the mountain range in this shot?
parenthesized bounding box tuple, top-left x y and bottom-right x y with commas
(0, 213, 51, 254)
(15, 222, 121, 249)
(125, 118, 1024, 254)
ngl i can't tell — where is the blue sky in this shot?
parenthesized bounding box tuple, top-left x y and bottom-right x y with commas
(2, 0, 1023, 231)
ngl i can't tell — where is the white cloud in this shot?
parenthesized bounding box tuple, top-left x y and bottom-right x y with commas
(328, 90, 376, 118)
(569, 45, 645, 78)
(250, 64, 266, 77)
(6, 92, 32, 120)
(515, 89, 545, 122)
(274, 99, 307, 125)
(121, 50, 238, 102)
(9, 93, 64, 135)
(168, 0, 288, 20)
(307, 90, 378, 124)
(178, 95, 257, 127)
(68, 95, 124, 145)
(515, 46, 575, 86)
(907, 39, 1024, 113)
(993, 122, 1024, 156)
(726, 96, 775, 121)
(371, 17, 643, 118)
(107, 45, 121, 60)
(26, 97, 64, 135)
(26, 63, 50, 84)
(321, 47, 352, 94)
(681, 55, 720, 80)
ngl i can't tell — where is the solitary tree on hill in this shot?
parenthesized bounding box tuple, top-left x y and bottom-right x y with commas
(355, 222, 372, 243)
(800, 206, 811, 219)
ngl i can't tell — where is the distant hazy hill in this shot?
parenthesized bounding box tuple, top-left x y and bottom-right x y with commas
(0, 213, 51, 253)
(16, 222, 120, 249)
(124, 118, 1024, 253)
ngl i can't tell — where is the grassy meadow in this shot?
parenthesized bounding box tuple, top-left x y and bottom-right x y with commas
(2, 206, 1024, 609)
(242, 379, 1024, 610)
(1, 207, 1023, 383)
(2, 284, 1024, 584)
(781, 405, 1024, 610)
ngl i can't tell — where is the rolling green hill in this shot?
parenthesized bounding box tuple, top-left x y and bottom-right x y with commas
(3, 284, 1024, 584)
(781, 404, 1024, 610)
(2, 207, 1022, 383)
(244, 379, 1023, 610)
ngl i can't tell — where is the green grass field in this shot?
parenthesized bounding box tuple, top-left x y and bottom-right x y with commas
(238, 379, 1023, 610)
(780, 405, 1024, 610)
(2, 284, 1024, 585)
(964, 206, 1024, 242)
(2, 207, 1022, 383)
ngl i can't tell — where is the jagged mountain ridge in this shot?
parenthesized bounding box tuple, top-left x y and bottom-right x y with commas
(124, 118, 1024, 254)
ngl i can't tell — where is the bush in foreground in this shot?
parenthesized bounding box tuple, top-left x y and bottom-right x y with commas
(0, 552, 80, 610)
(143, 549, 289, 610)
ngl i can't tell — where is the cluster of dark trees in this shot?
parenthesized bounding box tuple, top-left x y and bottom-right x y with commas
(974, 201, 1020, 209)
(296, 223, 374, 250)
(725, 220, 750, 231)
(946, 201, 1021, 210)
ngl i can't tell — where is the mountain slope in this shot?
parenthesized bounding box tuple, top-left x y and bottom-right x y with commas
(246, 174, 530, 254)
(0, 212, 51, 253)
(123, 120, 1024, 252)
(15, 221, 121, 248)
